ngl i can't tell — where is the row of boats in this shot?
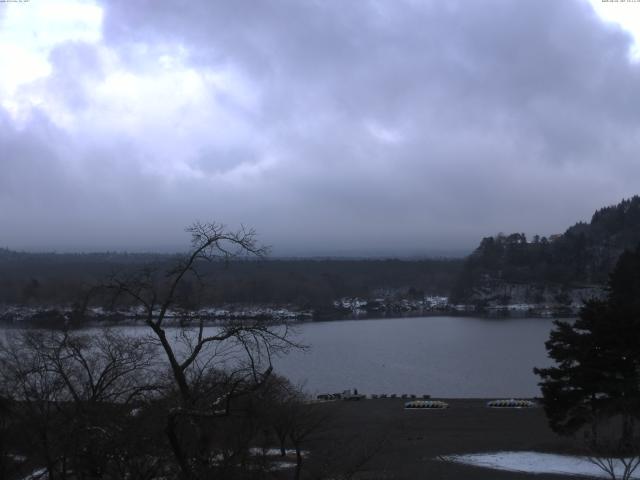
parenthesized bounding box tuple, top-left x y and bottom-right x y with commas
(316, 391, 536, 409)
(405, 399, 537, 409)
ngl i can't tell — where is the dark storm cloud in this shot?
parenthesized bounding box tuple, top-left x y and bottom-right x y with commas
(2, 0, 640, 254)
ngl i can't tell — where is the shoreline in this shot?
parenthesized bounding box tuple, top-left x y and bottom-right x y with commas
(0, 306, 575, 329)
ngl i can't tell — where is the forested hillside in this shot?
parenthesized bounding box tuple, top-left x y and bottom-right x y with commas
(5, 196, 639, 320)
(452, 196, 640, 304)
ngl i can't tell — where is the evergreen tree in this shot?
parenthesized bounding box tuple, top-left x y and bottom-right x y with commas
(534, 244, 640, 445)
(452, 196, 640, 303)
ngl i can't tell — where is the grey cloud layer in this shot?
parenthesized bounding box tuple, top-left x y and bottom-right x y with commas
(2, 0, 640, 254)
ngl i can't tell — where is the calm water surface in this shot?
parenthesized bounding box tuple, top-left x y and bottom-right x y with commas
(2, 316, 557, 398)
(271, 316, 556, 398)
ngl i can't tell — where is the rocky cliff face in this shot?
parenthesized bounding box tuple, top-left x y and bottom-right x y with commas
(458, 280, 605, 315)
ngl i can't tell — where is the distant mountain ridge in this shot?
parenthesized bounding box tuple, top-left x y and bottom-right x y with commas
(451, 196, 640, 306)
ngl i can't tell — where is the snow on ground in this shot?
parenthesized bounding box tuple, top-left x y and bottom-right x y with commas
(20, 468, 46, 480)
(441, 451, 640, 479)
(248, 447, 309, 457)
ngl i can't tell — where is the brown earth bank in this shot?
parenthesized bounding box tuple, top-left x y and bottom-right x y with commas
(307, 398, 583, 480)
(3, 398, 590, 480)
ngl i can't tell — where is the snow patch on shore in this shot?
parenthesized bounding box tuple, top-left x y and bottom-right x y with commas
(441, 451, 640, 478)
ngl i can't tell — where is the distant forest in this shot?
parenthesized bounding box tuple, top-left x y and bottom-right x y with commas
(0, 250, 462, 310)
(452, 196, 640, 302)
(3, 196, 640, 314)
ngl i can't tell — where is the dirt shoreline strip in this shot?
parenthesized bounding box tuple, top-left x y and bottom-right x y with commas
(312, 398, 585, 480)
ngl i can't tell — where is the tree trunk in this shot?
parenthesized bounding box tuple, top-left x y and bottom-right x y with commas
(151, 325, 192, 403)
(276, 431, 287, 457)
(622, 414, 634, 450)
(166, 412, 194, 480)
(294, 444, 303, 480)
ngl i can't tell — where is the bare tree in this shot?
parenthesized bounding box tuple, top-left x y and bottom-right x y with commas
(105, 222, 302, 479)
(586, 416, 640, 480)
(0, 329, 160, 480)
(288, 401, 332, 480)
(588, 455, 640, 480)
(0, 396, 11, 480)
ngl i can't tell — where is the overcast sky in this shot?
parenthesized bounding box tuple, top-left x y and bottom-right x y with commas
(1, 0, 640, 256)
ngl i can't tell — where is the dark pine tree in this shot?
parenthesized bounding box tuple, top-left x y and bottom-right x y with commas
(534, 244, 640, 446)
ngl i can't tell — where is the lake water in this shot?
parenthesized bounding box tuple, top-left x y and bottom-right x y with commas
(1, 316, 558, 398)
(271, 316, 556, 398)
